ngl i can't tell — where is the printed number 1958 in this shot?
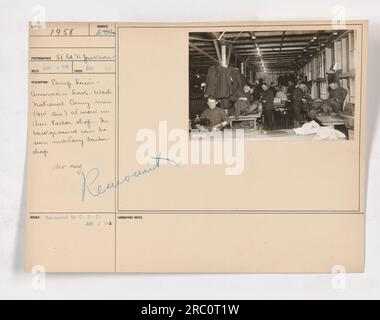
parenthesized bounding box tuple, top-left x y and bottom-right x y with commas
(50, 28, 74, 36)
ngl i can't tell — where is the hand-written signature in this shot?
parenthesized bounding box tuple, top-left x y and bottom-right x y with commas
(80, 154, 179, 201)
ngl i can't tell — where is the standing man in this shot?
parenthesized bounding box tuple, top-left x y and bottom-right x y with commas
(270, 82, 277, 96)
(292, 83, 305, 128)
(252, 80, 261, 101)
(231, 85, 254, 119)
(258, 78, 264, 95)
(261, 83, 275, 130)
(287, 80, 295, 101)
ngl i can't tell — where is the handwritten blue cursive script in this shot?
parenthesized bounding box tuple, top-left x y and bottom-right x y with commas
(80, 154, 178, 201)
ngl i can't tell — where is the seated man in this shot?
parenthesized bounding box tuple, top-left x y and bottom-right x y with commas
(231, 85, 259, 119)
(309, 82, 348, 117)
(307, 81, 348, 120)
(327, 81, 348, 113)
(200, 97, 229, 130)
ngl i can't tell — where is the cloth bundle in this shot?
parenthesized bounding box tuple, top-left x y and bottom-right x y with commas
(205, 64, 233, 99)
(205, 65, 248, 109)
(294, 120, 346, 140)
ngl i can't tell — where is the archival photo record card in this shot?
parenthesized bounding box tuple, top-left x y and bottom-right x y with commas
(25, 21, 368, 272)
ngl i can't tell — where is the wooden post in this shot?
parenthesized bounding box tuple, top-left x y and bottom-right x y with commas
(226, 44, 232, 67)
(213, 40, 222, 66)
(221, 45, 227, 67)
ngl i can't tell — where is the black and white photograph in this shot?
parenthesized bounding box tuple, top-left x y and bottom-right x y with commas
(189, 29, 357, 140)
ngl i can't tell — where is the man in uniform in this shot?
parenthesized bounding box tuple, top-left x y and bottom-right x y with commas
(200, 97, 229, 129)
(261, 83, 275, 130)
(292, 83, 306, 128)
(328, 81, 348, 113)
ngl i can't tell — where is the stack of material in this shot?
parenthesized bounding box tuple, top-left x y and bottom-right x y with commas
(294, 120, 346, 140)
(306, 99, 330, 119)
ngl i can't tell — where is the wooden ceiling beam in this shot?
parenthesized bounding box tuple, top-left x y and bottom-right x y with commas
(189, 42, 219, 64)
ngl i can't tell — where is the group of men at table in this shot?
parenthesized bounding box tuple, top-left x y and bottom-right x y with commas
(198, 77, 348, 131)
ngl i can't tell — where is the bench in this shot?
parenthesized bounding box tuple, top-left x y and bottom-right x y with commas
(229, 111, 263, 130)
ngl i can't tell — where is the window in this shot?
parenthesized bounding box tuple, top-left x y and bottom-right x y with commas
(341, 37, 348, 73)
(300, 31, 356, 102)
(330, 31, 356, 103)
(348, 31, 356, 72)
(334, 40, 342, 70)
(348, 31, 356, 103)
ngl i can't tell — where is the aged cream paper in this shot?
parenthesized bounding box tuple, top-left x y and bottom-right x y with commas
(25, 21, 367, 272)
